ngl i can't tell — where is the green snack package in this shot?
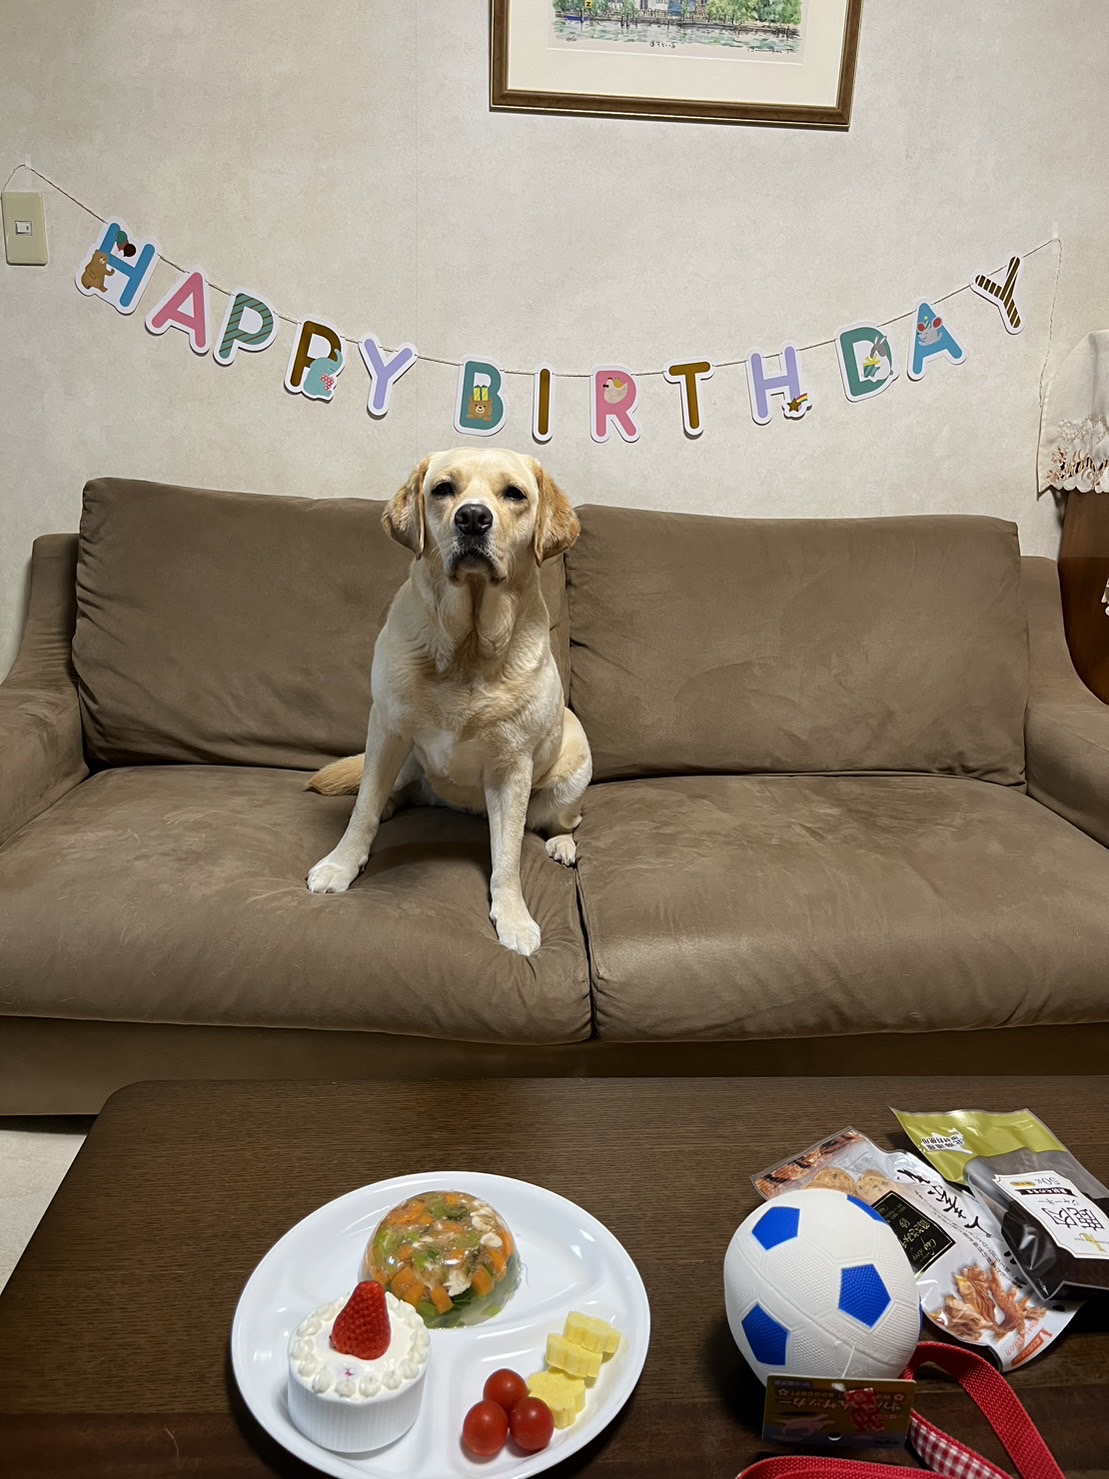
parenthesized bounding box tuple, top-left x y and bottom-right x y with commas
(894, 1107, 1109, 1301)
(891, 1109, 1065, 1185)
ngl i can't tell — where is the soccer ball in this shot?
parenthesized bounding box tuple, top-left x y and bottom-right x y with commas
(723, 1188, 920, 1383)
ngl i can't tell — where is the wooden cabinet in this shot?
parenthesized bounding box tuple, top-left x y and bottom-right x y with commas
(1059, 491, 1109, 702)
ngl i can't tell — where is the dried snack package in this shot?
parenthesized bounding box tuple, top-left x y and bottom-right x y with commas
(894, 1107, 1109, 1303)
(753, 1127, 1081, 1369)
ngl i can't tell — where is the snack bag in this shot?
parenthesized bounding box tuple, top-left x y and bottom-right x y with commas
(894, 1107, 1109, 1302)
(754, 1127, 1080, 1369)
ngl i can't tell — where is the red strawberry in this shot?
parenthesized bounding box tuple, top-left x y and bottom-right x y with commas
(330, 1281, 391, 1360)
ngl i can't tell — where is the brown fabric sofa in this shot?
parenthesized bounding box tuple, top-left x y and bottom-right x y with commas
(2, 478, 1108, 1113)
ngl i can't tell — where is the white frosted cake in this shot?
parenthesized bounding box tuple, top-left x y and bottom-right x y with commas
(287, 1287, 430, 1453)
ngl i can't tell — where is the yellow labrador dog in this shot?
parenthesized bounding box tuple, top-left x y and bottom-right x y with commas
(305, 448, 592, 957)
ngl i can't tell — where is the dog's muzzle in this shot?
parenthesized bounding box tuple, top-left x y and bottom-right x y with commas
(448, 502, 501, 580)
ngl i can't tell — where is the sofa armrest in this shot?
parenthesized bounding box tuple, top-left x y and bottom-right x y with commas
(1023, 554, 1109, 847)
(0, 534, 87, 848)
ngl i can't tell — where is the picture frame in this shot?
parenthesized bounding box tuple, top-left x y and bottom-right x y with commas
(490, 0, 862, 130)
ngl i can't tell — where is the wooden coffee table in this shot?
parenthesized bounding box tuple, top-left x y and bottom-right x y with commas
(1, 1077, 1107, 1476)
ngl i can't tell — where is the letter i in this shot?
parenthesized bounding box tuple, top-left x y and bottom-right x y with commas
(533, 366, 554, 443)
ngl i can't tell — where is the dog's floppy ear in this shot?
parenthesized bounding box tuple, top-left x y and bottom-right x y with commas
(531, 459, 580, 565)
(382, 456, 430, 556)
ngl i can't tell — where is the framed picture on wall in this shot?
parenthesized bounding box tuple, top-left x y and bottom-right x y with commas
(490, 0, 862, 129)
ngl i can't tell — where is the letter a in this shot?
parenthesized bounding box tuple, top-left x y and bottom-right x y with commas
(908, 301, 966, 380)
(145, 269, 211, 354)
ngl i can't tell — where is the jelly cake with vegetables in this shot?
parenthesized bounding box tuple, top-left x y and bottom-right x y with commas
(363, 1190, 520, 1328)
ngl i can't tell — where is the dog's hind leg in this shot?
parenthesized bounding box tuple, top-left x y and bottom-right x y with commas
(380, 752, 424, 820)
(528, 709, 592, 867)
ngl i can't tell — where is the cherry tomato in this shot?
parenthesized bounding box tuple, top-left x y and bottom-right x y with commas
(482, 1368, 528, 1415)
(462, 1399, 508, 1457)
(509, 1396, 555, 1452)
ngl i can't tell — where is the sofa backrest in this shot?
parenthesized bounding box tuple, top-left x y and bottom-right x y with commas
(73, 478, 569, 770)
(566, 506, 1028, 786)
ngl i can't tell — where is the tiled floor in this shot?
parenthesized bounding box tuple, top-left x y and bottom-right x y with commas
(0, 1120, 89, 1291)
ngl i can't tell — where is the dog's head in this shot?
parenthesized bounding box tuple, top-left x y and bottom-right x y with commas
(383, 449, 579, 584)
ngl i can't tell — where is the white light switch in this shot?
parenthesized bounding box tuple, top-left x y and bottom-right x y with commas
(2, 191, 48, 265)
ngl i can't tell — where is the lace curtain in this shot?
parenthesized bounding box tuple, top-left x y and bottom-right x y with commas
(1038, 332, 1109, 493)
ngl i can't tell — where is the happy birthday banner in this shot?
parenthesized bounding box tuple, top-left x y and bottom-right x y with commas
(72, 208, 1047, 445)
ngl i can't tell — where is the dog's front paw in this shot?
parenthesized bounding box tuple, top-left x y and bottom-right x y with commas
(306, 854, 360, 895)
(496, 916, 542, 956)
(545, 834, 577, 867)
(490, 900, 542, 957)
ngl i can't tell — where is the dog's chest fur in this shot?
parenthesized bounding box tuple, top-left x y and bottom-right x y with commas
(374, 575, 562, 806)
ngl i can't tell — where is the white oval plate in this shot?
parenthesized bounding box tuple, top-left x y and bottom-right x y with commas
(231, 1171, 651, 1479)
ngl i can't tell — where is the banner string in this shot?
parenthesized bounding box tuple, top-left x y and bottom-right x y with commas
(5, 160, 1062, 386)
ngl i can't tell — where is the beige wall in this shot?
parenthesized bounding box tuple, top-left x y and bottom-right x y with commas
(2, 0, 1105, 678)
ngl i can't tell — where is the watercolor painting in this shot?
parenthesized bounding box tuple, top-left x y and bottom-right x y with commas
(491, 0, 859, 129)
(549, 0, 804, 62)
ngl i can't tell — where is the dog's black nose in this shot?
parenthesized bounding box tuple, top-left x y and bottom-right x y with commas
(454, 502, 494, 537)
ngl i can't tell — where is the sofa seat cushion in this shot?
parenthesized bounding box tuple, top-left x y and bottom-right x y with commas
(575, 775, 1109, 1042)
(0, 767, 591, 1043)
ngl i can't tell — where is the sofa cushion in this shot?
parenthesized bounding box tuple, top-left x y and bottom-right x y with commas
(566, 507, 1028, 784)
(0, 767, 591, 1043)
(574, 775, 1109, 1042)
(73, 478, 569, 769)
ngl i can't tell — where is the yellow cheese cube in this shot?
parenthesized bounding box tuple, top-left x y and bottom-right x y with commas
(564, 1311, 621, 1356)
(526, 1369, 586, 1428)
(546, 1331, 603, 1380)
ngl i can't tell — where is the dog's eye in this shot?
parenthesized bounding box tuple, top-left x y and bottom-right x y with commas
(502, 485, 527, 502)
(430, 481, 454, 498)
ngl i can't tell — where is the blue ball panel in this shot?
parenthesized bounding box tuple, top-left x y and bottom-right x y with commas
(838, 1264, 892, 1328)
(848, 1194, 887, 1223)
(752, 1204, 801, 1251)
(742, 1303, 790, 1367)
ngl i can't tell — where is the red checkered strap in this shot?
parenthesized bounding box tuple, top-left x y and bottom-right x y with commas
(734, 1341, 1065, 1479)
